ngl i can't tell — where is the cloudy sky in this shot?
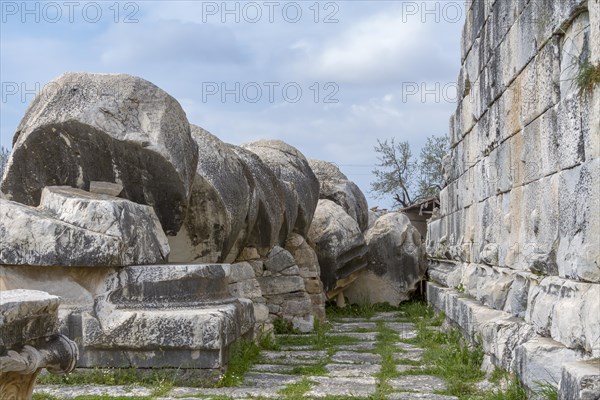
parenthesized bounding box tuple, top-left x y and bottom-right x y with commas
(1, 1, 464, 208)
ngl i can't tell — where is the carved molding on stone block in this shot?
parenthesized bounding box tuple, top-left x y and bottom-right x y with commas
(0, 334, 78, 400)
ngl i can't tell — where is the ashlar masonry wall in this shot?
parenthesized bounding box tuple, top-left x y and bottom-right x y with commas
(426, 0, 599, 395)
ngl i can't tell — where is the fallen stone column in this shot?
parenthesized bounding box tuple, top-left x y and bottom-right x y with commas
(0, 289, 78, 400)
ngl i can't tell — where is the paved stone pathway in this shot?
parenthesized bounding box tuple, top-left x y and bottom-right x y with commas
(35, 312, 459, 399)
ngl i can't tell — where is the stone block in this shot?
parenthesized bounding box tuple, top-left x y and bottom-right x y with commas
(557, 159, 600, 282)
(513, 337, 584, 392)
(264, 246, 297, 274)
(229, 280, 262, 300)
(508, 131, 526, 189)
(257, 276, 305, 296)
(229, 262, 257, 284)
(306, 200, 367, 297)
(426, 260, 462, 289)
(426, 281, 535, 370)
(0, 187, 169, 267)
(520, 175, 560, 266)
(75, 264, 255, 371)
(520, 37, 561, 127)
(526, 276, 600, 356)
(0, 289, 60, 351)
(347, 213, 425, 306)
(88, 181, 123, 197)
(497, 78, 524, 141)
(559, 360, 600, 400)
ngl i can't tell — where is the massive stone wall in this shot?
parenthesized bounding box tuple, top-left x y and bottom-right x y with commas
(427, 0, 599, 395)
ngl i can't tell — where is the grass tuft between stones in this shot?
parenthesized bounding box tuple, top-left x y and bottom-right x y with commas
(277, 378, 315, 399)
(577, 59, 600, 94)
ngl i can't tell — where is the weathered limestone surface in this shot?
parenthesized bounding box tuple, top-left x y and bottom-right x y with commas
(230, 145, 287, 256)
(0, 72, 198, 235)
(0, 73, 329, 375)
(254, 246, 315, 333)
(0, 290, 78, 400)
(428, 0, 600, 395)
(242, 140, 320, 237)
(559, 360, 600, 400)
(308, 159, 369, 232)
(228, 261, 270, 335)
(170, 136, 320, 264)
(0, 186, 169, 267)
(169, 126, 250, 263)
(307, 199, 368, 299)
(285, 233, 326, 322)
(75, 264, 254, 373)
(346, 213, 426, 306)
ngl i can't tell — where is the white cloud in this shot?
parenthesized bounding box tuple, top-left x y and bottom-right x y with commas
(98, 20, 246, 67)
(1, 1, 463, 208)
(289, 6, 461, 85)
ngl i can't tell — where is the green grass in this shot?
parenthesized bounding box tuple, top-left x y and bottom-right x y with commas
(577, 59, 600, 94)
(36, 368, 182, 391)
(276, 320, 359, 351)
(216, 339, 262, 387)
(33, 396, 152, 400)
(399, 310, 485, 396)
(277, 378, 315, 400)
(397, 300, 436, 321)
(273, 317, 301, 334)
(290, 361, 328, 376)
(325, 301, 402, 320)
(257, 329, 281, 351)
(465, 377, 527, 400)
(370, 321, 402, 398)
(395, 301, 535, 400)
(533, 381, 558, 400)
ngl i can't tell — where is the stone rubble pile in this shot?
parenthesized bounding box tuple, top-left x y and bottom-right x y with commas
(307, 160, 427, 306)
(426, 0, 600, 397)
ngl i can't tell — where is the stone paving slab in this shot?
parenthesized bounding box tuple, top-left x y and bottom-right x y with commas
(332, 322, 377, 332)
(260, 350, 327, 364)
(307, 376, 378, 397)
(394, 348, 425, 362)
(337, 341, 377, 351)
(251, 363, 297, 373)
(371, 312, 405, 320)
(35, 385, 153, 398)
(327, 331, 377, 341)
(331, 350, 383, 364)
(244, 371, 302, 387)
(387, 393, 459, 400)
(279, 344, 315, 351)
(324, 363, 381, 377)
(168, 385, 282, 398)
(389, 375, 447, 393)
(386, 322, 418, 339)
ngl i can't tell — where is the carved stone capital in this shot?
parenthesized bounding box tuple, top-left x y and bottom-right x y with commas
(0, 334, 79, 400)
(0, 334, 78, 375)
